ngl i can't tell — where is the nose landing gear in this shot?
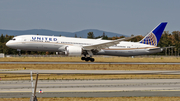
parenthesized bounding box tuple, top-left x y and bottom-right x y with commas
(17, 49, 21, 56)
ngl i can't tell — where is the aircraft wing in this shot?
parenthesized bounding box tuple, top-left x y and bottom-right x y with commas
(96, 37, 103, 40)
(83, 35, 139, 50)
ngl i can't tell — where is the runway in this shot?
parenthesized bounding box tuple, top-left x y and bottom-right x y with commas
(1, 79, 180, 98)
(1, 69, 180, 75)
(0, 62, 180, 64)
(1, 91, 180, 98)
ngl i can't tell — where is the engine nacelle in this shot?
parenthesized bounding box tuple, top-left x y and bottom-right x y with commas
(65, 46, 82, 56)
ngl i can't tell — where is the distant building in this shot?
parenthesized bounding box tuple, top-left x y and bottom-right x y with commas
(0, 53, 4, 58)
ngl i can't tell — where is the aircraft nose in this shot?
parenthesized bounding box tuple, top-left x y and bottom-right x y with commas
(6, 41, 10, 47)
(6, 41, 13, 48)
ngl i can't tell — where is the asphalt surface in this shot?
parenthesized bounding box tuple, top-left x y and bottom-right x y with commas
(0, 62, 180, 64)
(1, 79, 180, 98)
(1, 91, 180, 98)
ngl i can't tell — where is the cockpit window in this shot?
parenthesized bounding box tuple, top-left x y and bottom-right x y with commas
(12, 38, 16, 41)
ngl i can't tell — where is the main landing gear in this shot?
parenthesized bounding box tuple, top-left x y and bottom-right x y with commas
(81, 50, 95, 62)
(81, 57, 95, 62)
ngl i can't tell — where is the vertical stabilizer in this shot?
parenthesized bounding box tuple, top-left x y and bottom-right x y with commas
(139, 22, 167, 46)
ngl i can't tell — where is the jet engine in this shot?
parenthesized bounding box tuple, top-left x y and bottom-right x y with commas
(65, 46, 82, 56)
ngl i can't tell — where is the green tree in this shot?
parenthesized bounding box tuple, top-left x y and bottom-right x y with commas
(102, 32, 108, 39)
(172, 31, 180, 50)
(0, 34, 4, 43)
(87, 32, 94, 39)
(158, 31, 170, 47)
(129, 34, 143, 42)
(0, 42, 3, 53)
(95, 32, 109, 40)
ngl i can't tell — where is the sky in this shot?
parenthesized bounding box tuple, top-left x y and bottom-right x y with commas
(0, 0, 180, 36)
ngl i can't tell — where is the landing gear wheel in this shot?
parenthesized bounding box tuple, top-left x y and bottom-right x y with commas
(81, 57, 85, 60)
(85, 58, 89, 62)
(83, 57, 95, 62)
(90, 58, 95, 62)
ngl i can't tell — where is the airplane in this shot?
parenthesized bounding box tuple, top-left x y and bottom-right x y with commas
(97, 22, 168, 56)
(5, 31, 137, 62)
(6, 22, 167, 62)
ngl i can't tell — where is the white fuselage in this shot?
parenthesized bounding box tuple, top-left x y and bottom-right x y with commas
(6, 35, 163, 56)
(98, 41, 162, 56)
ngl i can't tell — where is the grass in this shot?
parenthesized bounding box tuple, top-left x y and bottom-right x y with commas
(1, 64, 180, 80)
(0, 64, 180, 70)
(1, 74, 180, 80)
(1, 57, 180, 80)
(0, 56, 180, 62)
(1, 97, 180, 101)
